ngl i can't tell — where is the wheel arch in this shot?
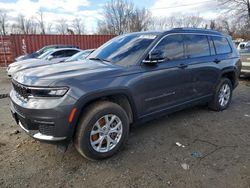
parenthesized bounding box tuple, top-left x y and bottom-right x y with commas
(220, 68, 237, 88)
(70, 89, 138, 136)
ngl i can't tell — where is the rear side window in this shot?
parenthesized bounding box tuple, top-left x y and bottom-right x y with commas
(154, 34, 184, 60)
(184, 34, 210, 58)
(212, 36, 232, 54)
(51, 50, 65, 58)
(65, 50, 78, 57)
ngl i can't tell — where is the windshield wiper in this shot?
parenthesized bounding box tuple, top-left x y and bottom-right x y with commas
(88, 57, 111, 63)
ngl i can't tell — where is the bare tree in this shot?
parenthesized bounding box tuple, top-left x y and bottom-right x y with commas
(212, 16, 239, 36)
(55, 19, 68, 34)
(129, 7, 151, 32)
(183, 15, 205, 27)
(15, 14, 38, 34)
(149, 17, 170, 30)
(16, 14, 27, 34)
(98, 0, 133, 35)
(97, 0, 151, 35)
(0, 9, 8, 35)
(67, 28, 74, 35)
(36, 10, 46, 34)
(72, 18, 85, 34)
(219, 0, 250, 22)
(46, 23, 53, 34)
(209, 20, 216, 30)
(150, 14, 206, 30)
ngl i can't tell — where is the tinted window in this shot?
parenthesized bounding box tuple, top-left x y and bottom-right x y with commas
(88, 34, 157, 66)
(65, 50, 78, 57)
(184, 34, 210, 58)
(153, 34, 184, 60)
(52, 50, 65, 58)
(212, 36, 231, 54)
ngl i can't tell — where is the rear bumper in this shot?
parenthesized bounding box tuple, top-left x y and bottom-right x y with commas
(10, 90, 77, 143)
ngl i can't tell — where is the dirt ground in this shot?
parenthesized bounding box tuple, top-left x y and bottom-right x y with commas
(0, 68, 249, 188)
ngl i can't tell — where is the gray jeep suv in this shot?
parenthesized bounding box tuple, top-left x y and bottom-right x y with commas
(10, 28, 241, 160)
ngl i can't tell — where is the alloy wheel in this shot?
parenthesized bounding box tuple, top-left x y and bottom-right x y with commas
(90, 114, 123, 153)
(218, 83, 231, 107)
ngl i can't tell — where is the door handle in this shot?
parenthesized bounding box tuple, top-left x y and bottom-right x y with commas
(178, 63, 188, 69)
(213, 59, 221, 64)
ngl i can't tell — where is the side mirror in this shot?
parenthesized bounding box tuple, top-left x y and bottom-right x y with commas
(47, 55, 54, 60)
(143, 50, 165, 64)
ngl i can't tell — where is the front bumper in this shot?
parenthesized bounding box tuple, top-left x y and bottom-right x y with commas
(18, 120, 67, 141)
(241, 62, 250, 75)
(10, 89, 77, 143)
(241, 69, 250, 74)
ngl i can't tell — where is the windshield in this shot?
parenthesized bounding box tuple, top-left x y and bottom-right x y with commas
(36, 46, 55, 55)
(37, 50, 53, 59)
(87, 34, 157, 66)
(65, 50, 93, 62)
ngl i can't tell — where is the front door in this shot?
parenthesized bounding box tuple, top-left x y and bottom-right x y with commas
(137, 34, 194, 116)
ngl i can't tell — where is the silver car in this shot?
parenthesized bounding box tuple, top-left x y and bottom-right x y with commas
(239, 44, 250, 76)
(7, 48, 81, 77)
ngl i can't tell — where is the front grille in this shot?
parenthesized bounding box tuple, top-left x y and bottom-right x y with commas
(12, 81, 30, 99)
(39, 124, 55, 136)
(13, 103, 25, 117)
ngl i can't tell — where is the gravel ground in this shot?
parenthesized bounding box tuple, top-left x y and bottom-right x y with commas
(0, 68, 250, 188)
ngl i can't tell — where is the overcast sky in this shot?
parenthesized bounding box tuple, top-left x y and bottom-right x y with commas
(0, 0, 224, 33)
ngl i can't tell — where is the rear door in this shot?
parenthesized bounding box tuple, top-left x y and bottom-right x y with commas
(183, 34, 219, 98)
(64, 49, 79, 57)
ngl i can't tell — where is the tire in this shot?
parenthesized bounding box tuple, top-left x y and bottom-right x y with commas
(208, 78, 233, 111)
(74, 101, 129, 160)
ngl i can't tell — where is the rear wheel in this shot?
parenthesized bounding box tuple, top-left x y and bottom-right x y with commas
(74, 101, 129, 160)
(208, 78, 233, 111)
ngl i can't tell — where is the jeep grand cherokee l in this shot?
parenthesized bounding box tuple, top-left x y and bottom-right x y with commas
(10, 28, 241, 160)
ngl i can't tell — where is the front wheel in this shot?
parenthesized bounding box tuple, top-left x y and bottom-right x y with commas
(74, 101, 129, 160)
(208, 78, 233, 111)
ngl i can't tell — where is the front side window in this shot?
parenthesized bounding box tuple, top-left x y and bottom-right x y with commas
(152, 34, 184, 61)
(212, 36, 232, 54)
(184, 34, 210, 58)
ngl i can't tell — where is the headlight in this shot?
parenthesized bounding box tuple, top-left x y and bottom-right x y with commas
(28, 87, 68, 98)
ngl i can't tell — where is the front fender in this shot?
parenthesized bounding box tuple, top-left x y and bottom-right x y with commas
(69, 88, 138, 134)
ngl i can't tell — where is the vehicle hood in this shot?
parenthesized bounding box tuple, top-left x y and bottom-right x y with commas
(13, 59, 124, 86)
(10, 58, 40, 67)
(9, 58, 64, 72)
(15, 53, 37, 61)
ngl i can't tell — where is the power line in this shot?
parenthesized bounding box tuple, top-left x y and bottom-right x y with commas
(150, 0, 217, 10)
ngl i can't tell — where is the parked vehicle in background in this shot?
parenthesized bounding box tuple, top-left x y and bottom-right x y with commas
(237, 42, 248, 51)
(10, 28, 241, 160)
(64, 49, 95, 62)
(7, 48, 81, 77)
(14, 44, 80, 62)
(239, 52, 250, 76)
